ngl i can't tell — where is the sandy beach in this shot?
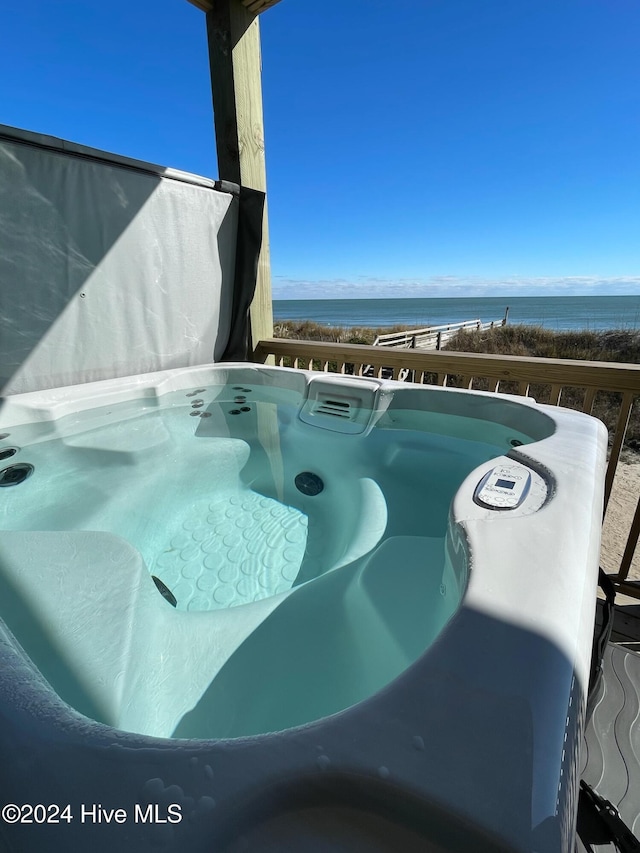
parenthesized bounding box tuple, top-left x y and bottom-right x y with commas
(602, 455, 640, 582)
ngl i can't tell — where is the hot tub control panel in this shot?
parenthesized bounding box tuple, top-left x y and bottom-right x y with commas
(473, 464, 532, 510)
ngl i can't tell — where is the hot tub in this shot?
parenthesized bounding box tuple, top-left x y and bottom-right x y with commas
(0, 364, 606, 852)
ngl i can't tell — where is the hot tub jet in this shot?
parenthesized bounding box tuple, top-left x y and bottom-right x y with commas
(0, 462, 34, 487)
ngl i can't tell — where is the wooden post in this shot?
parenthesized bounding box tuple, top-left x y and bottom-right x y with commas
(195, 0, 274, 352)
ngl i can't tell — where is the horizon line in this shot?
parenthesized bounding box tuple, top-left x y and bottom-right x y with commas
(273, 292, 640, 301)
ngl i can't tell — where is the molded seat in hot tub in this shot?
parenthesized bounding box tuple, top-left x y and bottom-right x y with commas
(0, 530, 284, 736)
(0, 473, 390, 738)
(149, 475, 388, 612)
(174, 535, 455, 739)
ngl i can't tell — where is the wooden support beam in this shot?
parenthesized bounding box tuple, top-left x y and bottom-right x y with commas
(188, 0, 282, 13)
(204, 0, 273, 352)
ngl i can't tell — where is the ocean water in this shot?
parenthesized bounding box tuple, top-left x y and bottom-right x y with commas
(273, 295, 640, 332)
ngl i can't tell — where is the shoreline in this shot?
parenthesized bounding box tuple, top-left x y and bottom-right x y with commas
(273, 294, 640, 333)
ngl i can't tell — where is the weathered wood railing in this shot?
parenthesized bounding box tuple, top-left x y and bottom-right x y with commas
(254, 337, 640, 598)
(374, 317, 505, 350)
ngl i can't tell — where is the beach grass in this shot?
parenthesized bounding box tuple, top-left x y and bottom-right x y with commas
(445, 325, 640, 362)
(274, 319, 640, 360)
(273, 320, 404, 345)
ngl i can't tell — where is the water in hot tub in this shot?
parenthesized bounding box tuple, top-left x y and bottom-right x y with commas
(0, 381, 535, 736)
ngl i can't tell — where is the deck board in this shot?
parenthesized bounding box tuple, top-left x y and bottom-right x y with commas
(581, 640, 640, 849)
(579, 595, 640, 848)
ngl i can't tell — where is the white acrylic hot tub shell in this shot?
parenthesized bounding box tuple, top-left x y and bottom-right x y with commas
(0, 364, 607, 853)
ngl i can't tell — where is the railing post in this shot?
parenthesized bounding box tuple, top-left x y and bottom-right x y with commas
(604, 392, 634, 508)
(617, 493, 640, 585)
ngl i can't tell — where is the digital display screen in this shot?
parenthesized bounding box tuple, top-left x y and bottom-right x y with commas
(496, 478, 516, 490)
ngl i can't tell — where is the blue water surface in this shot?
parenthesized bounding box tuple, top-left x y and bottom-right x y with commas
(273, 295, 640, 332)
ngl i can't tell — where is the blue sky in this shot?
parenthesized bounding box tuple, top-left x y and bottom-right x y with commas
(1, 0, 640, 299)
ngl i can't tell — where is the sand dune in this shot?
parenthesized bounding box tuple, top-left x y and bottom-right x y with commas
(602, 456, 640, 582)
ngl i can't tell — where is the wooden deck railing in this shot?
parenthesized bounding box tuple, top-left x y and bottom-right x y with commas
(254, 337, 640, 599)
